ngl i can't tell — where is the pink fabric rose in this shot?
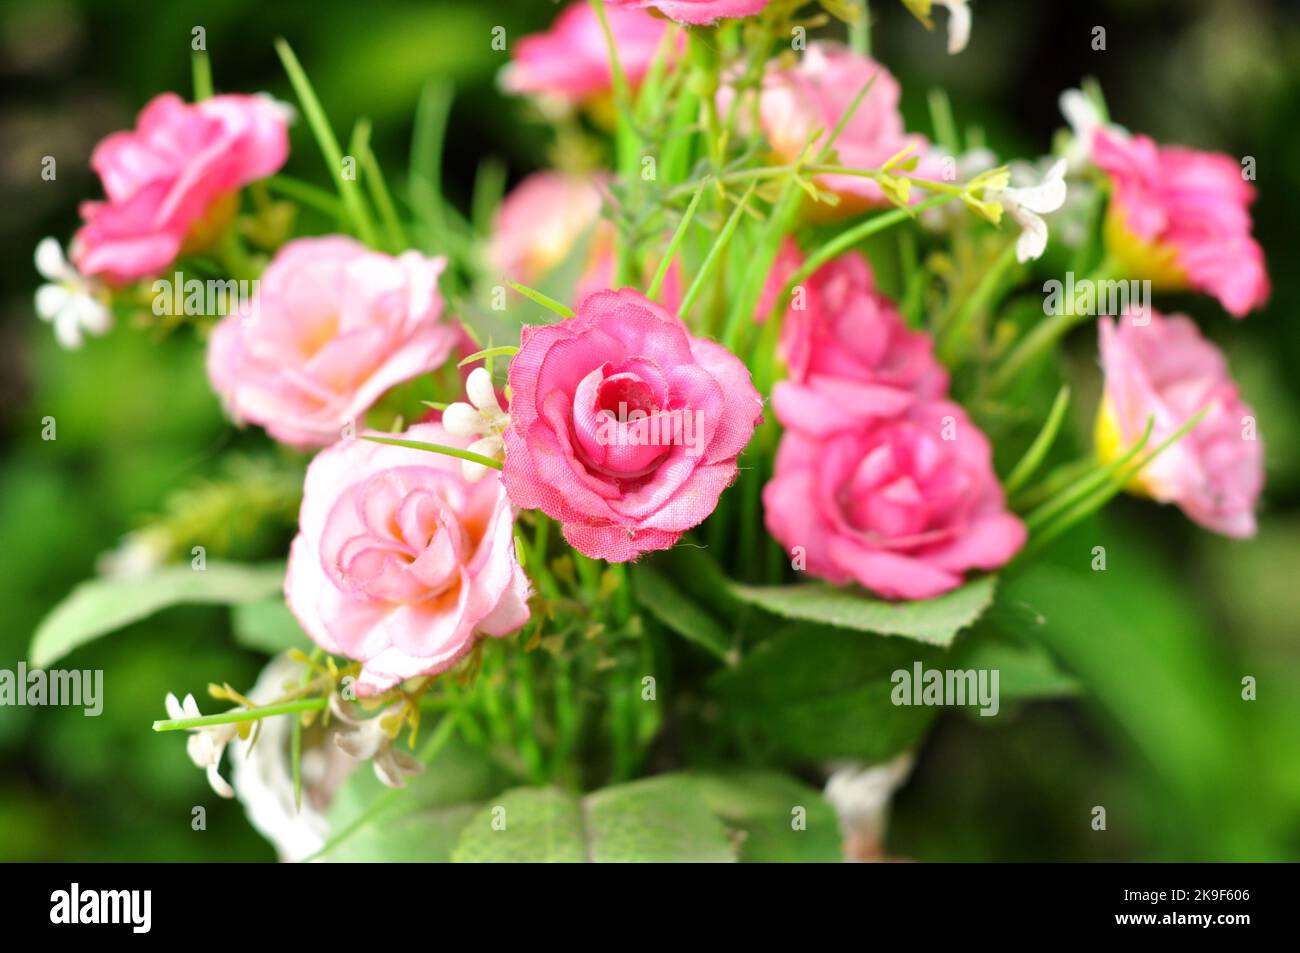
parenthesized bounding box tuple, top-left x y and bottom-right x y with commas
(772, 249, 948, 437)
(207, 236, 458, 448)
(286, 422, 531, 696)
(737, 44, 941, 214)
(488, 171, 607, 285)
(72, 93, 289, 284)
(1091, 128, 1269, 318)
(502, 289, 763, 561)
(608, 0, 769, 25)
(765, 399, 1026, 600)
(503, 2, 678, 103)
(1097, 309, 1262, 538)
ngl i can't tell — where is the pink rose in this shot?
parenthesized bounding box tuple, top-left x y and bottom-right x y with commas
(286, 422, 531, 696)
(488, 171, 606, 285)
(503, 2, 678, 103)
(1091, 128, 1269, 318)
(772, 249, 948, 437)
(738, 44, 941, 213)
(502, 289, 763, 561)
(207, 236, 457, 448)
(72, 93, 289, 284)
(608, 0, 769, 25)
(1097, 309, 1262, 538)
(765, 400, 1026, 600)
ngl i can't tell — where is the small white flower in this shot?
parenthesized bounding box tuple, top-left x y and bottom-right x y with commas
(824, 753, 915, 861)
(231, 655, 351, 862)
(935, 0, 972, 54)
(34, 238, 111, 349)
(988, 158, 1069, 263)
(164, 692, 238, 798)
(329, 696, 424, 790)
(442, 366, 509, 482)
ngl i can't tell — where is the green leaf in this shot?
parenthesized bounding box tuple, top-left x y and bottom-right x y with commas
(729, 575, 997, 646)
(953, 628, 1079, 700)
(231, 598, 313, 656)
(713, 623, 938, 763)
(451, 775, 736, 863)
(630, 565, 735, 664)
(30, 562, 285, 668)
(315, 737, 510, 862)
(695, 771, 842, 862)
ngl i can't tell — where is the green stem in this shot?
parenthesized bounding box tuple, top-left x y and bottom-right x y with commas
(648, 180, 707, 301)
(1004, 385, 1071, 496)
(274, 39, 378, 247)
(361, 436, 503, 470)
(989, 258, 1121, 393)
(937, 240, 1020, 364)
(191, 50, 213, 101)
(678, 183, 755, 321)
(508, 281, 575, 319)
(153, 697, 326, 732)
(769, 194, 953, 320)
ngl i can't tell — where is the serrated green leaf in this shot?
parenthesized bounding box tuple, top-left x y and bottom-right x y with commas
(713, 623, 938, 763)
(729, 575, 996, 646)
(630, 564, 735, 663)
(953, 629, 1079, 700)
(694, 771, 843, 862)
(313, 736, 510, 862)
(30, 562, 286, 667)
(452, 775, 736, 863)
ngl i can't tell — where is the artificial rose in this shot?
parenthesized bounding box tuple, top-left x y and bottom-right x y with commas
(207, 236, 457, 448)
(765, 399, 1025, 600)
(285, 423, 531, 695)
(502, 288, 763, 561)
(488, 171, 606, 285)
(772, 248, 948, 437)
(736, 44, 942, 214)
(1091, 128, 1269, 318)
(608, 0, 768, 25)
(72, 93, 289, 284)
(503, 2, 677, 104)
(1096, 309, 1263, 538)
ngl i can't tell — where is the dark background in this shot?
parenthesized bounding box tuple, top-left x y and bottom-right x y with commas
(1, 0, 1297, 860)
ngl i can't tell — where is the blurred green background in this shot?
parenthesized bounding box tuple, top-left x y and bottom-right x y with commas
(1, 0, 1297, 861)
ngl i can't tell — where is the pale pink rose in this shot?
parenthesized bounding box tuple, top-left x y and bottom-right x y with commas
(737, 44, 942, 213)
(286, 422, 531, 696)
(207, 236, 457, 448)
(503, 2, 678, 103)
(772, 248, 947, 437)
(488, 171, 606, 284)
(502, 289, 763, 561)
(72, 93, 289, 284)
(1091, 128, 1269, 318)
(765, 400, 1025, 600)
(608, 0, 768, 25)
(1097, 309, 1263, 538)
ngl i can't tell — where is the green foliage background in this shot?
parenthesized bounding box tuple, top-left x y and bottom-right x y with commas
(1, 0, 1298, 860)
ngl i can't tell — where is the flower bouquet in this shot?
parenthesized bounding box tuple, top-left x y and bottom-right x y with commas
(30, 0, 1270, 863)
